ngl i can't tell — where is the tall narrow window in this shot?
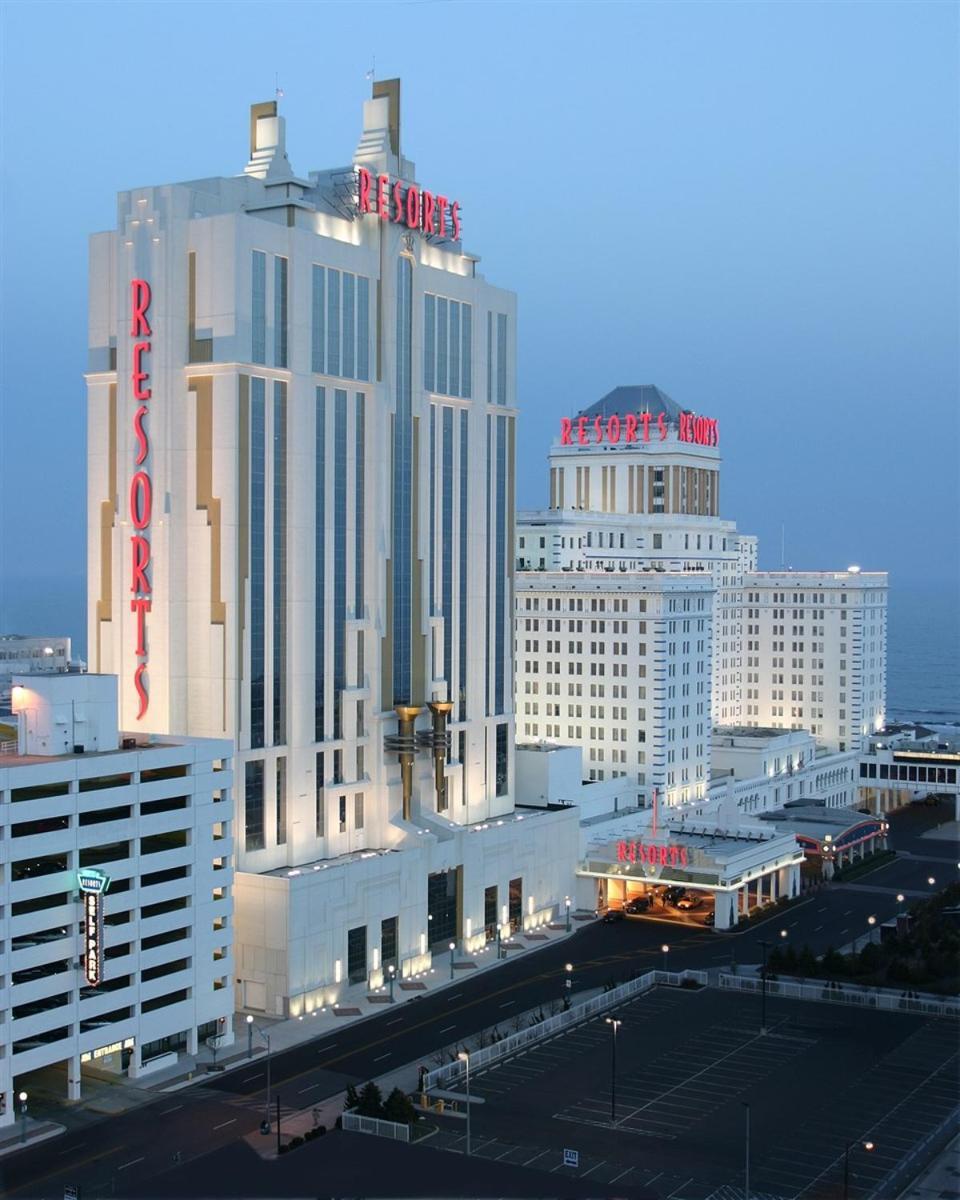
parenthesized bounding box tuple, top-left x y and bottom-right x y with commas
(250, 378, 266, 748)
(354, 792, 364, 831)
(315, 751, 325, 837)
(494, 414, 507, 713)
(312, 266, 325, 374)
(429, 406, 436, 617)
(342, 273, 355, 379)
(273, 256, 288, 368)
(333, 390, 348, 738)
(458, 410, 469, 722)
(273, 382, 287, 745)
(251, 251, 266, 365)
(327, 269, 340, 377)
(496, 313, 508, 406)
(392, 256, 414, 704)
(496, 723, 509, 797)
(449, 302, 460, 396)
(461, 304, 472, 398)
(315, 388, 326, 741)
(245, 760, 264, 851)
(357, 276, 370, 382)
(424, 295, 436, 392)
(486, 311, 493, 405)
(355, 393, 365, 615)
(276, 757, 287, 845)
(442, 407, 454, 688)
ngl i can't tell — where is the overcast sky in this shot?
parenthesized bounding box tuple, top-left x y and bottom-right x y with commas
(0, 0, 957, 656)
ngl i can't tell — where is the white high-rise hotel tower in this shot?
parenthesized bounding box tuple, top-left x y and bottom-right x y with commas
(87, 84, 576, 1015)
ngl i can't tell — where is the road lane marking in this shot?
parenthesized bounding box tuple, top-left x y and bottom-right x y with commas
(499, 1000, 515, 1008)
(814, 925, 823, 932)
(213, 1118, 237, 1130)
(387, 1018, 403, 1026)
(448, 992, 463, 999)
(298, 1083, 321, 1093)
(241, 1074, 261, 1083)
(374, 1052, 392, 1061)
(118, 1157, 145, 1170)
(439, 1024, 457, 1033)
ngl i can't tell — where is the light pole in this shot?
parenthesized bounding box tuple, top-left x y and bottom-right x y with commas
(565, 895, 571, 932)
(661, 943, 669, 974)
(742, 1102, 750, 1200)
(449, 942, 456, 980)
(18, 1091, 28, 1143)
(605, 1017, 621, 1123)
(758, 940, 771, 1034)
(843, 1139, 875, 1200)
(563, 962, 573, 1009)
(388, 963, 396, 1002)
(246, 1015, 272, 1132)
(458, 1051, 471, 1155)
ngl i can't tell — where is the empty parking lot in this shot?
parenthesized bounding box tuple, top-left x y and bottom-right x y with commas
(427, 984, 958, 1199)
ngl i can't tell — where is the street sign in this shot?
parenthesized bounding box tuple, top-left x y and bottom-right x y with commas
(563, 1148, 579, 1168)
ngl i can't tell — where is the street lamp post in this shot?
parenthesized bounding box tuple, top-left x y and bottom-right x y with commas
(661, 943, 669, 974)
(18, 1091, 28, 1143)
(565, 895, 571, 933)
(564, 962, 573, 1009)
(246, 1015, 272, 1132)
(758, 940, 772, 1034)
(449, 942, 456, 980)
(843, 1139, 875, 1200)
(605, 1017, 621, 1123)
(742, 1102, 750, 1200)
(458, 1051, 471, 1156)
(388, 963, 396, 1002)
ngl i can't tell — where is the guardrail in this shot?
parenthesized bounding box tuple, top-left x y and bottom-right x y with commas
(341, 1112, 410, 1142)
(423, 968, 707, 1091)
(718, 973, 960, 1019)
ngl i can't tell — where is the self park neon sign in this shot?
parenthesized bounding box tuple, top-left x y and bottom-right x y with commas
(560, 411, 719, 448)
(617, 840, 690, 868)
(356, 167, 462, 241)
(129, 279, 153, 720)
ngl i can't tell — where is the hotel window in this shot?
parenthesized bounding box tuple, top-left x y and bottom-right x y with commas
(315, 752, 325, 837)
(347, 926, 367, 984)
(250, 378, 266, 749)
(315, 388, 326, 740)
(333, 390, 348, 737)
(311, 265, 370, 381)
(338, 795, 347, 833)
(392, 256, 414, 704)
(251, 251, 266, 364)
(458, 409, 469, 721)
(381, 916, 398, 969)
(354, 793, 364, 831)
(273, 382, 287, 745)
(244, 761, 264, 852)
(276, 758, 287, 845)
(495, 722, 509, 796)
(273, 256, 288, 368)
(424, 295, 472, 397)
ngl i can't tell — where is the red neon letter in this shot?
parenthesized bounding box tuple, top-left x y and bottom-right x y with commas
(133, 405, 149, 465)
(377, 174, 389, 220)
(406, 185, 420, 229)
(593, 415, 604, 443)
(130, 535, 151, 595)
(640, 412, 652, 441)
(669, 846, 679, 866)
(680, 847, 689, 867)
(607, 414, 621, 443)
(131, 597, 152, 655)
(576, 416, 588, 445)
(658, 413, 667, 440)
(617, 841, 627, 862)
(437, 196, 449, 237)
(129, 471, 152, 530)
(130, 279, 151, 336)
(624, 413, 638, 442)
(392, 180, 404, 223)
(132, 341, 151, 401)
(451, 201, 461, 241)
(422, 190, 435, 234)
(659, 845, 668, 866)
(560, 417, 573, 445)
(357, 167, 372, 213)
(134, 663, 149, 720)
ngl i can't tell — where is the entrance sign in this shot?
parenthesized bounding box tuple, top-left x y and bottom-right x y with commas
(617, 840, 690, 868)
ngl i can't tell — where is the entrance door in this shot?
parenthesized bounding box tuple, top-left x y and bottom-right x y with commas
(508, 877, 522, 932)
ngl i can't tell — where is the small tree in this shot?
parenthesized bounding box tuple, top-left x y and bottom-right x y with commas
(344, 1083, 360, 1111)
(356, 1080, 384, 1118)
(383, 1087, 419, 1126)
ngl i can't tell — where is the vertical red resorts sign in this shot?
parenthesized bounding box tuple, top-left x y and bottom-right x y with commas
(129, 279, 153, 720)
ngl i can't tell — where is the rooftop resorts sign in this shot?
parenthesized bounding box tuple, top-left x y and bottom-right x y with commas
(559, 411, 719, 448)
(356, 167, 462, 240)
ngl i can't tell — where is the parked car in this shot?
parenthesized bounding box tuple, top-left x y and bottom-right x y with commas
(676, 894, 703, 911)
(601, 907, 624, 923)
(663, 887, 687, 906)
(624, 896, 651, 914)
(702, 910, 715, 927)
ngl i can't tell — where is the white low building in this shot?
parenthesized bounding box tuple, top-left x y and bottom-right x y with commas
(0, 674, 234, 1124)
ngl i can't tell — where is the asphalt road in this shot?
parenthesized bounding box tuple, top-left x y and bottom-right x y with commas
(2, 803, 955, 1199)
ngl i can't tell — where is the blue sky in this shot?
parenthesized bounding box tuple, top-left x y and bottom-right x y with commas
(0, 0, 957, 656)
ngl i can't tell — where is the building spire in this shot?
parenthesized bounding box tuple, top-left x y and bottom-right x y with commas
(244, 100, 295, 181)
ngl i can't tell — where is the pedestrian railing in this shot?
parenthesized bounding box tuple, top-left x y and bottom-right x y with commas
(423, 968, 707, 1091)
(718, 972, 960, 1019)
(341, 1112, 410, 1142)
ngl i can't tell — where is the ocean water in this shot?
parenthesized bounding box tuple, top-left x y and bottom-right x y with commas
(886, 581, 960, 725)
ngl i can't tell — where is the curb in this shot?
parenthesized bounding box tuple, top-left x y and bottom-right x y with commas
(0, 1122, 66, 1159)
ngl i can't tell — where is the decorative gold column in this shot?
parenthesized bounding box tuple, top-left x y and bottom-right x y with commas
(426, 701, 453, 811)
(392, 705, 422, 821)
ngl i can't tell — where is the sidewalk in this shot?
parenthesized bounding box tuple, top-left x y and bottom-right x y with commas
(0, 1116, 66, 1159)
